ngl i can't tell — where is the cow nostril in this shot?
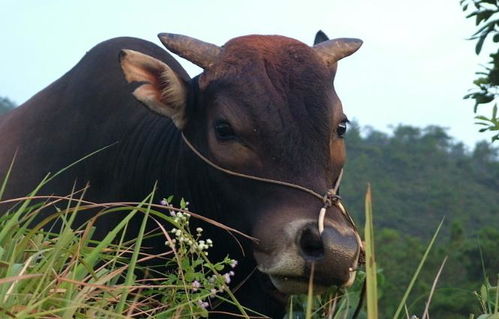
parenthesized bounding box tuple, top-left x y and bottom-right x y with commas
(299, 227, 324, 260)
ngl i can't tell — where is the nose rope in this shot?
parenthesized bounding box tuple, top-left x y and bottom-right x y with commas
(318, 169, 343, 234)
(181, 133, 365, 263)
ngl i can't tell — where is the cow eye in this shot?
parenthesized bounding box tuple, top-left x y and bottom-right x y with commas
(337, 121, 348, 138)
(214, 120, 236, 140)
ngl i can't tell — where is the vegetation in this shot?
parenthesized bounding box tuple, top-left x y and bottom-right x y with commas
(0, 96, 16, 115)
(341, 123, 499, 318)
(460, 0, 499, 142)
(342, 123, 498, 237)
(0, 192, 248, 318)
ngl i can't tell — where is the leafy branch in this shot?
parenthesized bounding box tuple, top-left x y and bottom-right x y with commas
(461, 0, 499, 142)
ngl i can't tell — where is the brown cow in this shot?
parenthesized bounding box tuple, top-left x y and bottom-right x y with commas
(0, 31, 362, 317)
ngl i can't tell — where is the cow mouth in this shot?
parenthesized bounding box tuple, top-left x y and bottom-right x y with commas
(268, 274, 330, 294)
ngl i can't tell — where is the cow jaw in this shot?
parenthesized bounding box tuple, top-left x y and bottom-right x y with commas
(263, 256, 359, 295)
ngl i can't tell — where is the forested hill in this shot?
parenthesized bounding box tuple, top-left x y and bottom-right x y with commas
(0, 97, 16, 114)
(340, 123, 499, 317)
(341, 123, 499, 238)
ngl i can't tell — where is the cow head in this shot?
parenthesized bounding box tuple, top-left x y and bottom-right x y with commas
(120, 33, 362, 295)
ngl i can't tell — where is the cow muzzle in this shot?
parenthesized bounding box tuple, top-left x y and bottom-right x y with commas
(254, 219, 361, 294)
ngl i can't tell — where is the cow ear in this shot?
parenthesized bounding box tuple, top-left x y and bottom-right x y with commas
(120, 49, 188, 129)
(314, 30, 329, 45)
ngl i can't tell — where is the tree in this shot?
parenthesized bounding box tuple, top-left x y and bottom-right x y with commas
(0, 96, 16, 115)
(461, 0, 499, 142)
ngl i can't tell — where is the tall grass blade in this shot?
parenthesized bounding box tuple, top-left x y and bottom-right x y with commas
(422, 256, 448, 319)
(0, 144, 115, 244)
(495, 275, 498, 314)
(364, 183, 378, 319)
(392, 218, 444, 319)
(0, 152, 16, 201)
(115, 189, 154, 313)
(305, 263, 315, 319)
(46, 143, 117, 183)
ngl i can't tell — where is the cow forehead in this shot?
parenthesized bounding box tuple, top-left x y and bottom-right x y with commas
(202, 35, 330, 83)
(223, 34, 316, 58)
(201, 35, 335, 136)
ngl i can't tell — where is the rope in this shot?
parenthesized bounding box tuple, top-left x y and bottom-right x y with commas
(181, 133, 364, 262)
(181, 133, 325, 201)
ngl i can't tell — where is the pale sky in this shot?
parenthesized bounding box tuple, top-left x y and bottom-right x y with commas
(0, 0, 493, 147)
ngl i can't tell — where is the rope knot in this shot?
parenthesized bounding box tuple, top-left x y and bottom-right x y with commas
(323, 189, 341, 208)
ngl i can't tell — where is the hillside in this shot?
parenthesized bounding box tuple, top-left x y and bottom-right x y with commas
(342, 122, 499, 238)
(0, 96, 16, 115)
(341, 123, 499, 318)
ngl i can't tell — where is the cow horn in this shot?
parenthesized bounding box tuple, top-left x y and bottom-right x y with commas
(313, 38, 363, 68)
(158, 33, 221, 69)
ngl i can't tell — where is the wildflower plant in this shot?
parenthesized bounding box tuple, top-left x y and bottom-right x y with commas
(155, 196, 240, 318)
(0, 180, 245, 318)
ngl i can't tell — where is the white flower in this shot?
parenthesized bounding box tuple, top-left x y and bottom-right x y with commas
(165, 239, 176, 247)
(192, 280, 201, 291)
(197, 300, 209, 309)
(223, 273, 231, 284)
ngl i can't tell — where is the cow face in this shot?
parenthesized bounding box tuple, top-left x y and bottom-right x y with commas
(120, 33, 362, 294)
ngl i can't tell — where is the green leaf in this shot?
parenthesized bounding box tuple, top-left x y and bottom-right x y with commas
(214, 263, 224, 271)
(481, 284, 488, 305)
(476, 94, 495, 104)
(167, 195, 174, 203)
(474, 77, 491, 85)
(185, 271, 198, 282)
(476, 33, 488, 54)
(365, 184, 378, 319)
(476, 10, 495, 25)
(471, 20, 497, 39)
(475, 115, 491, 121)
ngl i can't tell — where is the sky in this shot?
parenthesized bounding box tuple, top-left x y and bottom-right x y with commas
(0, 0, 494, 147)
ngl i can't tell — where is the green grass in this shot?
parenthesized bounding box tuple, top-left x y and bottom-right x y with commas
(0, 187, 252, 318)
